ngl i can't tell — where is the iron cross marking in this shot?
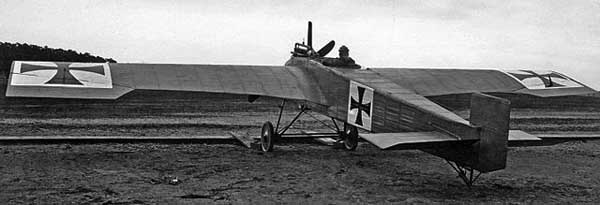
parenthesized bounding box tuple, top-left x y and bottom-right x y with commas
(20, 62, 105, 85)
(350, 86, 371, 126)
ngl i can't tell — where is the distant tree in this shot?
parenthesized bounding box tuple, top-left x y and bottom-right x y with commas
(0, 42, 117, 79)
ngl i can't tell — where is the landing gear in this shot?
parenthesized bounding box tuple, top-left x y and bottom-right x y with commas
(342, 123, 358, 151)
(258, 99, 360, 153)
(260, 121, 276, 152)
(446, 161, 482, 187)
(259, 100, 307, 153)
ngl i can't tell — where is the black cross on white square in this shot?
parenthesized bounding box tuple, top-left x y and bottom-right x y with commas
(347, 81, 374, 131)
(10, 61, 112, 88)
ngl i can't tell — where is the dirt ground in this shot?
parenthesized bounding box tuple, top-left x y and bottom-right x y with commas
(1, 140, 599, 204)
(0, 96, 599, 204)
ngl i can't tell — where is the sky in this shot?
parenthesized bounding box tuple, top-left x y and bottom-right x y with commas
(1, 0, 599, 89)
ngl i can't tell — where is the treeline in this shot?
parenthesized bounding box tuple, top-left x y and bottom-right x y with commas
(0, 42, 116, 78)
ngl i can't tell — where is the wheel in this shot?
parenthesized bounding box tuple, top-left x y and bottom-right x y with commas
(260, 121, 275, 152)
(343, 123, 359, 151)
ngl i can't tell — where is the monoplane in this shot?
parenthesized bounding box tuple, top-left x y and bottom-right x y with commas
(6, 22, 599, 186)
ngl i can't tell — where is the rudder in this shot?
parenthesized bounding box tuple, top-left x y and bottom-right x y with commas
(469, 93, 511, 172)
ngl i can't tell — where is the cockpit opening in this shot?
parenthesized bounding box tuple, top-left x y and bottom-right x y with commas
(321, 45, 360, 69)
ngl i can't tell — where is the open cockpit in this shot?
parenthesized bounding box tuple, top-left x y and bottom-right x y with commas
(290, 22, 360, 69)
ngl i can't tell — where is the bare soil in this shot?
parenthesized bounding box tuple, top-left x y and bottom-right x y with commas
(0, 95, 599, 204)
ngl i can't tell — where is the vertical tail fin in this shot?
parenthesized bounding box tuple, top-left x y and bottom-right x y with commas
(469, 93, 511, 172)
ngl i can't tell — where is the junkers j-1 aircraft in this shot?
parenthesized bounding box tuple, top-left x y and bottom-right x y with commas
(5, 22, 599, 185)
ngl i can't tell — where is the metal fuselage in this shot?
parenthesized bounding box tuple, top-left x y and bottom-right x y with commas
(285, 56, 472, 134)
(285, 56, 509, 173)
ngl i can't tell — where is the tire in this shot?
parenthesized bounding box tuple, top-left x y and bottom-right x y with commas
(343, 123, 358, 151)
(260, 121, 275, 152)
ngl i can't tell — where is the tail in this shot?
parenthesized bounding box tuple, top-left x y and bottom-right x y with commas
(469, 93, 511, 172)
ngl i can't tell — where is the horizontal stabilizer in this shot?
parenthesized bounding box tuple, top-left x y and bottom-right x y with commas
(507, 130, 542, 146)
(507, 131, 600, 146)
(535, 133, 600, 146)
(537, 133, 600, 140)
(508, 130, 541, 141)
(360, 132, 475, 150)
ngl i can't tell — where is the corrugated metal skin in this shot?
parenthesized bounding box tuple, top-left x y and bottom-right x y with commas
(283, 58, 475, 136)
(332, 68, 475, 136)
(370, 68, 526, 96)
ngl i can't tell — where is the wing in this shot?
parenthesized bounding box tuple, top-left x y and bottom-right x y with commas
(370, 68, 596, 97)
(6, 61, 325, 104)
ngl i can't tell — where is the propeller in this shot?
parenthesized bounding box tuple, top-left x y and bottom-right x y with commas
(316, 40, 335, 57)
(305, 21, 335, 57)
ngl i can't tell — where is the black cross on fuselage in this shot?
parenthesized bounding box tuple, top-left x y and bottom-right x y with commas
(350, 86, 371, 126)
(19, 62, 105, 85)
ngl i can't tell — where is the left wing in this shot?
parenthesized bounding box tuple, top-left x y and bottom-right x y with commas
(6, 61, 326, 104)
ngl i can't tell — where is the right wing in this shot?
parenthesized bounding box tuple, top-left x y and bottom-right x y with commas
(6, 61, 326, 104)
(370, 68, 596, 97)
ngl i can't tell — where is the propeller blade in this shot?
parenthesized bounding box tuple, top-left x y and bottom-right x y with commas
(307, 21, 312, 49)
(317, 40, 335, 57)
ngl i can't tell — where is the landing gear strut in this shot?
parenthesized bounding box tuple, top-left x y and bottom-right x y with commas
(259, 99, 359, 152)
(446, 160, 483, 187)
